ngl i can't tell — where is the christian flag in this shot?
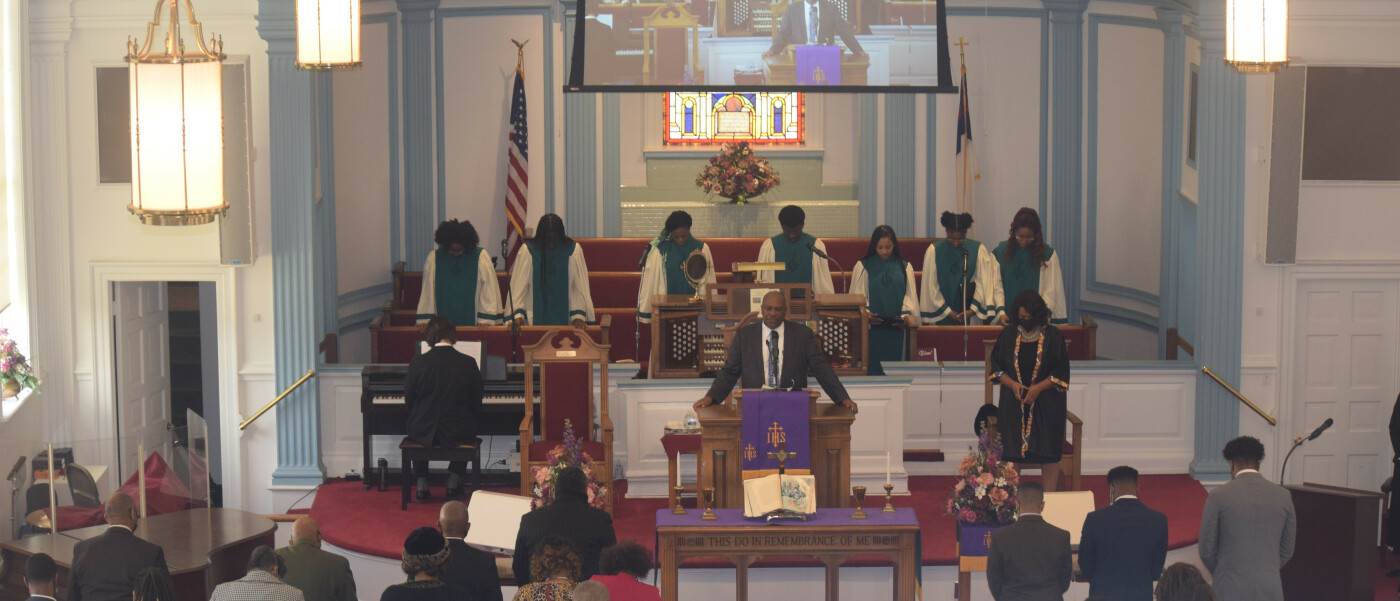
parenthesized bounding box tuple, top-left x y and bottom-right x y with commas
(955, 66, 980, 215)
(503, 69, 528, 266)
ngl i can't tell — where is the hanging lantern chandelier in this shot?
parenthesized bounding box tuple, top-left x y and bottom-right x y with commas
(126, 0, 227, 226)
(1225, 0, 1288, 73)
(296, 0, 362, 70)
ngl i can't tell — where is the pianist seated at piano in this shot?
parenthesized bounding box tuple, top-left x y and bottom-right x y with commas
(510, 213, 595, 328)
(406, 316, 485, 501)
(416, 218, 503, 326)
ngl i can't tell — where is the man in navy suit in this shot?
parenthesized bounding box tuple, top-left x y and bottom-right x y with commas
(763, 0, 866, 58)
(1078, 465, 1168, 601)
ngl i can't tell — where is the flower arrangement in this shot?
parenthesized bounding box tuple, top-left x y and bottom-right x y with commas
(530, 418, 609, 510)
(946, 427, 1019, 525)
(0, 328, 39, 397)
(695, 141, 780, 205)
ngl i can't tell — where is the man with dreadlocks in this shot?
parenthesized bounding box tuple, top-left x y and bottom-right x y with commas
(416, 219, 503, 326)
(510, 213, 596, 327)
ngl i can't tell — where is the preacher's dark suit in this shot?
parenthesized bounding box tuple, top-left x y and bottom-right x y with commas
(512, 493, 617, 586)
(67, 526, 169, 601)
(704, 320, 850, 403)
(987, 514, 1072, 601)
(1079, 497, 1168, 601)
(441, 538, 503, 601)
(768, 0, 865, 55)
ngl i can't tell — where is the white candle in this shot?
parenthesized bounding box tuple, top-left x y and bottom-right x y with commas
(886, 451, 891, 486)
(675, 452, 681, 489)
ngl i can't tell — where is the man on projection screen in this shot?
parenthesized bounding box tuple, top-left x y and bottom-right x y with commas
(763, 0, 866, 58)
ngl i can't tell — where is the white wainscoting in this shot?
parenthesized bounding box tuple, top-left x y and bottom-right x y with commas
(884, 360, 1197, 475)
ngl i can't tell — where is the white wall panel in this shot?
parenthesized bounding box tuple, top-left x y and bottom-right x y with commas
(334, 20, 394, 291)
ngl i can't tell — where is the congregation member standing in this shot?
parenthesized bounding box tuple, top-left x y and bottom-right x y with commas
(438, 501, 503, 601)
(276, 516, 358, 601)
(989, 291, 1071, 492)
(513, 467, 617, 585)
(1078, 465, 1168, 601)
(849, 225, 918, 375)
(756, 205, 835, 294)
(382, 528, 467, 601)
(67, 493, 171, 601)
(922, 211, 1002, 326)
(406, 316, 485, 501)
(416, 219, 503, 326)
(986, 481, 1072, 600)
(1198, 436, 1295, 601)
(510, 213, 595, 327)
(210, 546, 305, 601)
(637, 210, 717, 323)
(994, 208, 1067, 325)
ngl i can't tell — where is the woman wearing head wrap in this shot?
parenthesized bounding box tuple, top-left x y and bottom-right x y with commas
(379, 527, 467, 601)
(993, 208, 1067, 325)
(510, 214, 595, 327)
(637, 210, 717, 323)
(849, 225, 919, 375)
(921, 211, 1003, 326)
(417, 219, 503, 326)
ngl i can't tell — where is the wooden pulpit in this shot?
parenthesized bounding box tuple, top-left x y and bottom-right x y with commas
(1281, 482, 1383, 601)
(696, 390, 853, 509)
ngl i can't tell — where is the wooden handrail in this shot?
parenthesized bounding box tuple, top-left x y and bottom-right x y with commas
(1166, 328, 1194, 360)
(239, 369, 317, 430)
(1202, 366, 1276, 426)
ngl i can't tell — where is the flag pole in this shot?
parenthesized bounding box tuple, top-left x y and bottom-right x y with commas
(512, 38, 528, 75)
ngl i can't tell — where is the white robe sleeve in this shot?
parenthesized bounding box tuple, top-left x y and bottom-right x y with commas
(416, 253, 436, 325)
(476, 250, 503, 325)
(902, 263, 919, 318)
(757, 238, 776, 283)
(637, 246, 664, 323)
(1042, 252, 1069, 325)
(569, 246, 597, 323)
(976, 245, 1003, 322)
(919, 245, 950, 324)
(510, 245, 534, 323)
(812, 238, 835, 295)
(850, 262, 870, 311)
(702, 243, 718, 286)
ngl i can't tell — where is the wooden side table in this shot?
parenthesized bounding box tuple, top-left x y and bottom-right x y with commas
(660, 432, 702, 506)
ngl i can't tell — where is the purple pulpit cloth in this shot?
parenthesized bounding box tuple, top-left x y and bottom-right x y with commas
(796, 45, 841, 85)
(741, 390, 811, 476)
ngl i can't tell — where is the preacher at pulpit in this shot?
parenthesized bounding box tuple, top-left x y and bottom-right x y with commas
(693, 291, 858, 414)
(764, 0, 867, 58)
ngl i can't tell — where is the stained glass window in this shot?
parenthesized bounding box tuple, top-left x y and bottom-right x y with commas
(664, 92, 804, 145)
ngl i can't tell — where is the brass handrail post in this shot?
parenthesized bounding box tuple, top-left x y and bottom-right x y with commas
(1201, 366, 1277, 426)
(239, 369, 316, 430)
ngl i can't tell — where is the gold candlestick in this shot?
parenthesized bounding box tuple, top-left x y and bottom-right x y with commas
(882, 483, 896, 513)
(701, 487, 718, 521)
(672, 485, 687, 515)
(851, 486, 868, 519)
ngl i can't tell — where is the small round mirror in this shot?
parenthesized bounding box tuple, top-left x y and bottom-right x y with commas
(683, 250, 710, 282)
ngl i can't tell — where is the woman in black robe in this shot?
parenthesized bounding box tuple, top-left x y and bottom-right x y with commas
(989, 290, 1071, 491)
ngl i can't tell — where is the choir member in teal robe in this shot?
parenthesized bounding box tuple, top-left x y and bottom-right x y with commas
(416, 219, 503, 326)
(756, 205, 835, 294)
(993, 207, 1067, 325)
(510, 214, 595, 327)
(638, 210, 717, 322)
(921, 211, 1002, 325)
(851, 226, 919, 375)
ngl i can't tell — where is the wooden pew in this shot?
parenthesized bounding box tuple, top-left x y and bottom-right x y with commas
(907, 315, 1098, 363)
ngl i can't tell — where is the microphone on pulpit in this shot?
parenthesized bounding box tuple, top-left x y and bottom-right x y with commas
(637, 242, 653, 270)
(808, 242, 846, 293)
(1280, 417, 1334, 482)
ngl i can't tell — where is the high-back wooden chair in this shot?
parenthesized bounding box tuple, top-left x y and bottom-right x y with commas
(642, 1, 700, 85)
(520, 329, 615, 514)
(983, 339, 1082, 491)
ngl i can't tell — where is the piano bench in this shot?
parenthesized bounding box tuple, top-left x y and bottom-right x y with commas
(399, 437, 483, 511)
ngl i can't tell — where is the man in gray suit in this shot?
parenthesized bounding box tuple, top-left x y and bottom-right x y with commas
(693, 290, 858, 414)
(987, 481, 1072, 600)
(276, 516, 357, 601)
(1198, 436, 1296, 601)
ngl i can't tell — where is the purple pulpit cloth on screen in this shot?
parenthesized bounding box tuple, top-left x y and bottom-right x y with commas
(741, 390, 810, 475)
(796, 45, 841, 85)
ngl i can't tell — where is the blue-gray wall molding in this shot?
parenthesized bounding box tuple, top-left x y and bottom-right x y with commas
(401, 0, 441, 270)
(565, 94, 599, 236)
(1157, 8, 1187, 358)
(1079, 300, 1160, 331)
(924, 91, 938, 237)
(1189, 0, 1245, 482)
(1084, 13, 1166, 308)
(602, 93, 621, 237)
(316, 71, 340, 344)
(360, 12, 403, 266)
(884, 94, 916, 232)
(258, 0, 326, 486)
(1044, 0, 1087, 325)
(858, 94, 879, 232)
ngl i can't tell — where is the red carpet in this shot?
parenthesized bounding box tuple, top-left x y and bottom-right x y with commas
(310, 474, 1207, 565)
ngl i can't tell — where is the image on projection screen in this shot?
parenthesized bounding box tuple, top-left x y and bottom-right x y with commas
(572, 0, 949, 90)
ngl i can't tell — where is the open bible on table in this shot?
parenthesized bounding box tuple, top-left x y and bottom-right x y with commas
(743, 474, 817, 518)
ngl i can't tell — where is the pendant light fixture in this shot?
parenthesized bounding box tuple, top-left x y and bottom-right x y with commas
(296, 0, 362, 70)
(1225, 0, 1288, 73)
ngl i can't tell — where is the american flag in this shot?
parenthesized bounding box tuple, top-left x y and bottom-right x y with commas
(503, 69, 528, 266)
(955, 64, 980, 215)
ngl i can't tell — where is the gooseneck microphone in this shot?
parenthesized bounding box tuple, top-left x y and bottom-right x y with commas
(808, 242, 846, 293)
(637, 243, 652, 270)
(961, 248, 970, 360)
(1280, 417, 1335, 482)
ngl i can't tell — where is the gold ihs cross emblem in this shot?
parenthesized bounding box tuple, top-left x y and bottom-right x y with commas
(744, 443, 757, 461)
(767, 421, 786, 447)
(811, 66, 828, 84)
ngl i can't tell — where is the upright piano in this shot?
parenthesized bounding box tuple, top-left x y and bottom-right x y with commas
(360, 355, 533, 488)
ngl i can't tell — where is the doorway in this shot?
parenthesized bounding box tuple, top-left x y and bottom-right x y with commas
(111, 281, 223, 506)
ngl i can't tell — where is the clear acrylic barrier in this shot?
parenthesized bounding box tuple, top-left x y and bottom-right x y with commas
(176, 409, 211, 507)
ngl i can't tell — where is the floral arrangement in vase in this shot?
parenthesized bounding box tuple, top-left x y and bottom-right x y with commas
(0, 328, 39, 398)
(694, 141, 780, 205)
(530, 418, 609, 510)
(947, 427, 1019, 525)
